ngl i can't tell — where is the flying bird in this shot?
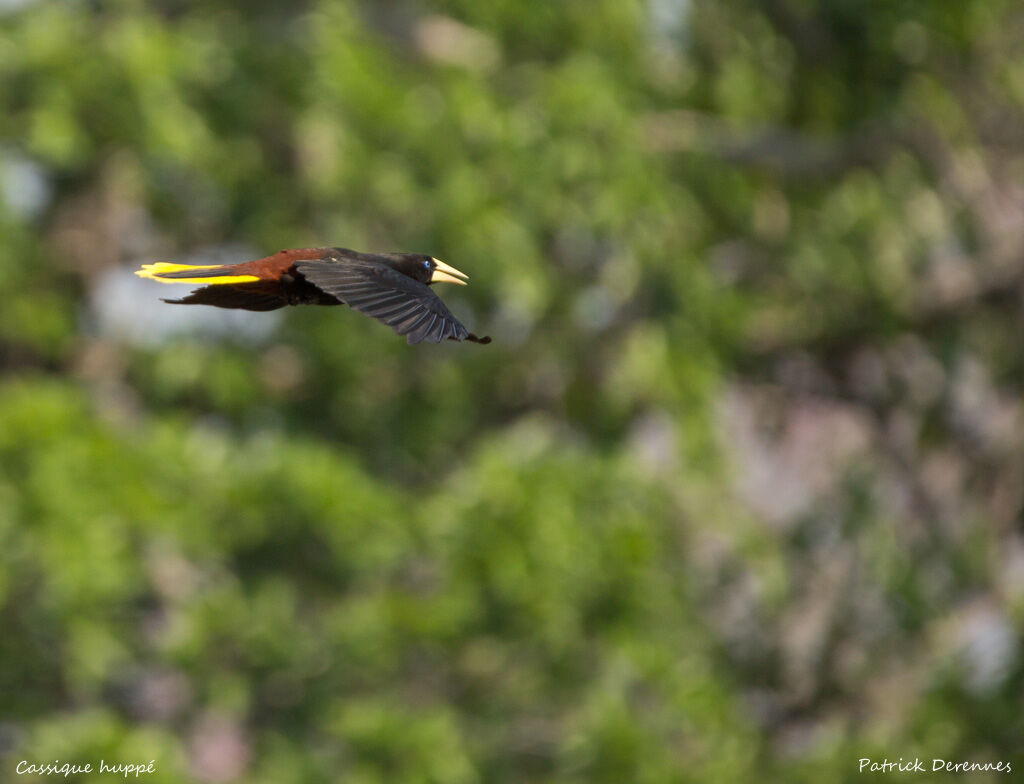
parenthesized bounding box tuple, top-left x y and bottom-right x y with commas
(135, 247, 490, 345)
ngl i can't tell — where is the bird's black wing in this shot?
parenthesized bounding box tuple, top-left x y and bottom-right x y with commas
(295, 259, 489, 344)
(162, 284, 286, 311)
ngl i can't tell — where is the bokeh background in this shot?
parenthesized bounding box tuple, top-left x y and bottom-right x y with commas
(2, 0, 1024, 781)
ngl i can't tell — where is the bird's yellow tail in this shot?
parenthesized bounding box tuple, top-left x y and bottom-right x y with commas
(135, 262, 260, 285)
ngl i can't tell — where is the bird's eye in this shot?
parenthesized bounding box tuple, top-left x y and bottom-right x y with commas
(424, 260, 431, 270)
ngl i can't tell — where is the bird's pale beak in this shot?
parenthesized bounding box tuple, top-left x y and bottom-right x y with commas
(431, 258, 469, 285)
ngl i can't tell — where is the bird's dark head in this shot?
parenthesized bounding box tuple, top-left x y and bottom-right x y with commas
(389, 254, 469, 286)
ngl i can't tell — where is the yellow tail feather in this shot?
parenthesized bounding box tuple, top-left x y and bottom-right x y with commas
(135, 262, 260, 285)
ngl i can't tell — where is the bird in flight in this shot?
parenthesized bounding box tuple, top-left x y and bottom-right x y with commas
(135, 247, 490, 345)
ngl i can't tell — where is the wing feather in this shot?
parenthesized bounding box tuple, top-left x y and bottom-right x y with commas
(413, 313, 440, 344)
(399, 311, 431, 334)
(295, 259, 482, 344)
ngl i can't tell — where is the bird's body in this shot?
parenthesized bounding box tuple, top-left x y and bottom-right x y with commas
(136, 247, 490, 344)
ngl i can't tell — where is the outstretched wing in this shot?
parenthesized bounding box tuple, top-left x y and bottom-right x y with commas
(162, 284, 286, 311)
(295, 259, 489, 344)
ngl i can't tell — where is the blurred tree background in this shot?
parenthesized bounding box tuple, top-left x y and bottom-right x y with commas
(1, 0, 1024, 781)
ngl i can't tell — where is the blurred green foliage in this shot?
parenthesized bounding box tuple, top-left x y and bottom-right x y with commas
(2, 0, 1024, 781)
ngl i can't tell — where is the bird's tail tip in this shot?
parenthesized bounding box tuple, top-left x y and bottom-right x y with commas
(135, 262, 200, 279)
(134, 262, 259, 285)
